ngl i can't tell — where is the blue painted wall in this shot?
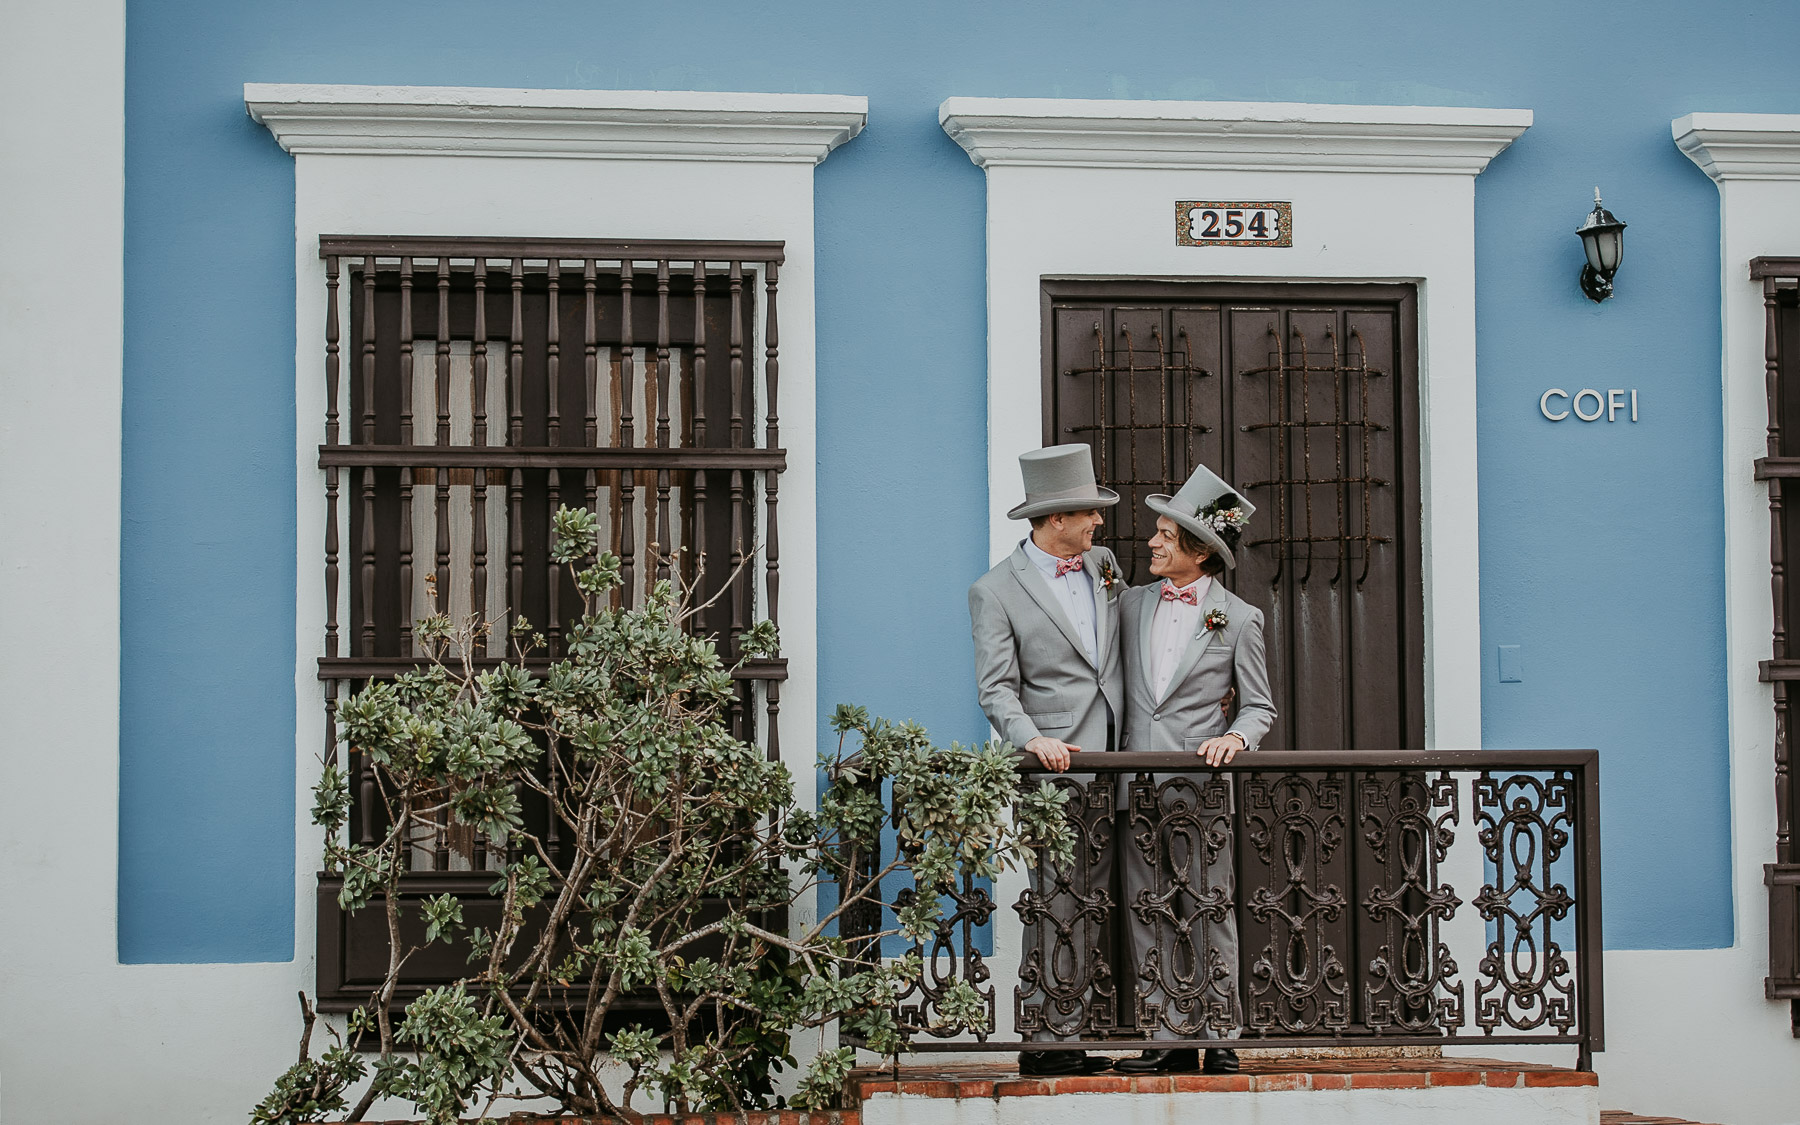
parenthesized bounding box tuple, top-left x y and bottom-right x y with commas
(120, 0, 1800, 961)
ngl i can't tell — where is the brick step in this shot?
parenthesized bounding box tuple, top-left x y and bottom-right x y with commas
(850, 1057, 1596, 1099)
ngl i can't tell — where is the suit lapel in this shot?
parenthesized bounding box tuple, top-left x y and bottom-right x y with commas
(1009, 546, 1091, 665)
(1085, 549, 1113, 666)
(1137, 580, 1160, 692)
(1155, 579, 1226, 706)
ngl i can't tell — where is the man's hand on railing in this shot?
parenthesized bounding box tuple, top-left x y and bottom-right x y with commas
(1024, 735, 1079, 771)
(1197, 732, 1246, 766)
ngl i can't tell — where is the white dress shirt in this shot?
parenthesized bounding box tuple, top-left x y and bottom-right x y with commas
(1149, 575, 1210, 700)
(1022, 536, 1098, 665)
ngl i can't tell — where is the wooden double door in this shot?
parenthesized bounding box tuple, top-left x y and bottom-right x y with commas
(1043, 279, 1424, 755)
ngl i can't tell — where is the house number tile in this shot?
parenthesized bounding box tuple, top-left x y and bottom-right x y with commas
(1177, 201, 1292, 247)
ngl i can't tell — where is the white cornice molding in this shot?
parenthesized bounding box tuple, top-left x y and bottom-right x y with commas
(245, 84, 867, 163)
(1674, 113, 1800, 182)
(939, 97, 1531, 174)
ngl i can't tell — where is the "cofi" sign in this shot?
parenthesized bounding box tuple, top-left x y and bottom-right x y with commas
(1539, 388, 1639, 422)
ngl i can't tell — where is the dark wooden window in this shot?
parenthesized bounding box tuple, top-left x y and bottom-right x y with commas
(313, 237, 786, 1011)
(1044, 280, 1424, 751)
(1753, 258, 1800, 1031)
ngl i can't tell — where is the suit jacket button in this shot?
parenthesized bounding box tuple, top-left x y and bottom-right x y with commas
(1152, 714, 1161, 721)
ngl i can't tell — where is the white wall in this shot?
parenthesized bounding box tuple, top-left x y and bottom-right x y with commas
(1594, 116, 1800, 1125)
(0, 6, 317, 1123)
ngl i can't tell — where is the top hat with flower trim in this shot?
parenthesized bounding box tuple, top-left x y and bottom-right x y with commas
(1145, 463, 1255, 569)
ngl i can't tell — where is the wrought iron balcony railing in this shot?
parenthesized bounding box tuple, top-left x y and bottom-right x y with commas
(840, 750, 1603, 1070)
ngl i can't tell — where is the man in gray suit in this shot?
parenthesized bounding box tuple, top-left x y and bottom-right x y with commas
(969, 444, 1125, 1076)
(1112, 463, 1276, 1076)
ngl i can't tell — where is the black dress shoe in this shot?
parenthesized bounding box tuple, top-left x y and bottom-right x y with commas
(1203, 1047, 1239, 1074)
(1018, 1050, 1111, 1076)
(1112, 1048, 1200, 1074)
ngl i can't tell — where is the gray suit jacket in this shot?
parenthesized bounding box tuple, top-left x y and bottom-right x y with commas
(969, 543, 1125, 755)
(1119, 579, 1277, 753)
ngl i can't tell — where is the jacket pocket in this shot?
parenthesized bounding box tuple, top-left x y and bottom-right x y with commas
(1029, 710, 1075, 731)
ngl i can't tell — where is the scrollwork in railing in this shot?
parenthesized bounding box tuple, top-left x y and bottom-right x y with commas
(1360, 770, 1463, 1032)
(1015, 775, 1120, 1039)
(1242, 771, 1351, 1033)
(894, 873, 998, 1039)
(839, 751, 1601, 1068)
(1126, 773, 1238, 1037)
(1473, 770, 1578, 1035)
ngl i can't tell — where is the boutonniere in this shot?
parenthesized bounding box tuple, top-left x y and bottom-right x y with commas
(1204, 607, 1229, 632)
(1096, 560, 1122, 601)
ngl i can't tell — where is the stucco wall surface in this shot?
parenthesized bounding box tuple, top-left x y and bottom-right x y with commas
(7, 0, 1800, 1122)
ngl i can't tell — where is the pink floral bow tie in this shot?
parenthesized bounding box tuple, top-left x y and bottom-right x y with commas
(1054, 555, 1084, 577)
(1160, 582, 1198, 605)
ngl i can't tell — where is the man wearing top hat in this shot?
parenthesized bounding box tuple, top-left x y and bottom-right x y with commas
(1110, 463, 1277, 1077)
(969, 443, 1125, 1077)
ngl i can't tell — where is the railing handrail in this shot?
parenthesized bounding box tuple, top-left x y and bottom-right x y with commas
(1012, 748, 1598, 771)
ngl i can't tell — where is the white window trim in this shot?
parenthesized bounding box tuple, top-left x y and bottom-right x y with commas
(1675, 113, 1800, 953)
(249, 85, 864, 974)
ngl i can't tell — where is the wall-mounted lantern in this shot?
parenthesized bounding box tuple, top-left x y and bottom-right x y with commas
(1576, 187, 1626, 303)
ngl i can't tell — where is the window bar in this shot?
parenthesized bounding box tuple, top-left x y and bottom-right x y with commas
(323, 256, 343, 772)
(359, 258, 380, 844)
(655, 259, 674, 584)
(1296, 325, 1316, 584)
(1122, 325, 1141, 545)
(728, 262, 747, 658)
(583, 260, 600, 525)
(619, 261, 638, 606)
(1180, 327, 1198, 478)
(359, 258, 378, 655)
(1268, 323, 1287, 584)
(547, 262, 563, 654)
(472, 259, 491, 651)
(1152, 322, 1171, 488)
(434, 258, 452, 614)
(1327, 324, 1346, 585)
(324, 258, 342, 660)
(690, 261, 710, 635)
(1089, 321, 1109, 546)
(508, 258, 526, 636)
(763, 261, 782, 759)
(397, 258, 415, 655)
(1355, 328, 1376, 585)
(1769, 276, 1791, 864)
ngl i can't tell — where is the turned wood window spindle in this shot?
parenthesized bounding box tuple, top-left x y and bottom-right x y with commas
(323, 255, 342, 777)
(397, 257, 415, 656)
(763, 262, 782, 759)
(434, 257, 453, 615)
(471, 259, 491, 653)
(619, 259, 637, 606)
(691, 260, 710, 636)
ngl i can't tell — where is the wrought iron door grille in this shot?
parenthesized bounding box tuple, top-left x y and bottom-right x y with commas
(1062, 321, 1214, 495)
(1241, 322, 1391, 579)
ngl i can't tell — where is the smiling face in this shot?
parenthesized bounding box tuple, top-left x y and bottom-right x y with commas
(1148, 514, 1209, 587)
(1031, 507, 1104, 559)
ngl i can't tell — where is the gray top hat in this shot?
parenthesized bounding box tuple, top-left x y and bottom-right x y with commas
(1146, 463, 1256, 568)
(1006, 444, 1120, 520)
